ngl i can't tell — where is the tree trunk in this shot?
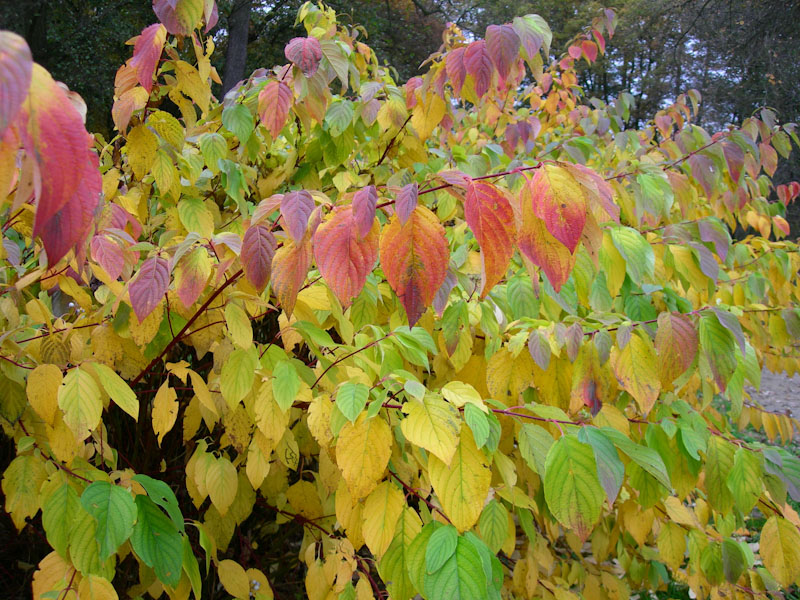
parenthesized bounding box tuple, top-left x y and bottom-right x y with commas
(222, 0, 253, 96)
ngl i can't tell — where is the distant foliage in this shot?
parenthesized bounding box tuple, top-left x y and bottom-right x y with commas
(1, 2, 800, 599)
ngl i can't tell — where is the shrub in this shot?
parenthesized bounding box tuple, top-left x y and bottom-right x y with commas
(1, 2, 800, 599)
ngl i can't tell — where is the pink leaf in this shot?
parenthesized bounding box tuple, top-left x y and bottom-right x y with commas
(485, 24, 520, 81)
(204, 0, 218, 32)
(313, 205, 379, 307)
(153, 0, 203, 35)
(568, 45, 582, 59)
(352, 186, 377, 238)
(241, 224, 276, 292)
(0, 31, 32, 136)
(280, 190, 314, 243)
(91, 235, 126, 280)
(258, 81, 293, 139)
(284, 37, 323, 78)
(395, 183, 418, 226)
(581, 40, 598, 62)
(271, 238, 312, 317)
(464, 40, 493, 99)
(130, 24, 167, 94)
(445, 46, 467, 95)
(129, 256, 170, 322)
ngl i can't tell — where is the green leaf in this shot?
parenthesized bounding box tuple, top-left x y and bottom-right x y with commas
(579, 427, 624, 504)
(80, 481, 137, 561)
(478, 500, 508, 554)
(426, 524, 458, 573)
(273, 359, 300, 412)
(517, 423, 554, 476)
(407, 522, 442, 594)
(199, 132, 227, 174)
(90, 362, 139, 421)
(722, 538, 747, 583)
(610, 226, 654, 284)
(424, 535, 488, 600)
(464, 403, 489, 448)
(178, 197, 214, 238)
(325, 100, 354, 137)
(336, 382, 369, 423)
(379, 507, 422, 600)
(183, 536, 202, 599)
(219, 347, 259, 409)
(705, 436, 735, 514)
(222, 103, 254, 143)
(131, 494, 183, 586)
(58, 366, 103, 438)
(42, 481, 83, 558)
(543, 434, 605, 540)
(600, 426, 671, 490)
(132, 474, 185, 533)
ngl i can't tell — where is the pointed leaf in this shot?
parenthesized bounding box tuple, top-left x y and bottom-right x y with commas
(336, 414, 392, 501)
(153, 0, 203, 36)
(175, 246, 211, 308)
(284, 36, 323, 78)
(91, 235, 125, 280)
(544, 435, 605, 540)
(131, 494, 183, 586)
(0, 31, 32, 135)
(58, 366, 102, 439)
(336, 382, 370, 423)
(485, 24, 520, 80)
(352, 185, 377, 238)
(380, 205, 449, 326)
(313, 205, 379, 307)
(610, 331, 660, 414)
(464, 181, 516, 297)
(80, 481, 137, 561)
(241, 224, 276, 292)
(463, 40, 493, 99)
(761, 516, 800, 587)
(271, 237, 312, 316)
(362, 481, 405, 558)
(426, 524, 458, 573)
(401, 394, 460, 465)
(91, 363, 139, 421)
(396, 183, 418, 225)
(129, 257, 170, 322)
(130, 24, 167, 93)
(280, 190, 314, 243)
(655, 312, 698, 386)
(530, 165, 586, 253)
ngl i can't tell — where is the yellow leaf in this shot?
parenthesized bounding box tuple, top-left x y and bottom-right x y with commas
(27, 364, 62, 425)
(225, 302, 253, 349)
(57, 366, 102, 440)
(2, 454, 47, 531)
(32, 551, 79, 600)
(336, 414, 392, 501)
(246, 436, 270, 490)
(411, 92, 446, 140)
(189, 370, 218, 418)
(657, 522, 686, 571)
(355, 577, 374, 600)
(77, 575, 118, 600)
(335, 478, 365, 549)
(286, 480, 324, 521)
(255, 381, 289, 444)
(126, 124, 159, 179)
(152, 381, 178, 445)
(441, 381, 488, 412)
(207, 456, 238, 516)
(428, 427, 491, 532)
(400, 393, 460, 465)
(90, 363, 139, 421)
(486, 347, 535, 403)
(610, 331, 661, 414)
(761, 516, 800, 587)
(362, 481, 405, 558)
(218, 559, 251, 599)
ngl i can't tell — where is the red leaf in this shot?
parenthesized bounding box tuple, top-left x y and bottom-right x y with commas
(529, 165, 587, 253)
(0, 31, 32, 136)
(516, 184, 575, 291)
(445, 46, 467, 95)
(271, 238, 312, 317)
(593, 30, 606, 54)
(379, 205, 449, 326)
(395, 183, 418, 225)
(153, 0, 203, 35)
(568, 45, 582, 59)
(352, 186, 377, 239)
(485, 24, 520, 81)
(313, 205, 379, 307)
(129, 256, 170, 322)
(91, 235, 125, 280)
(581, 40, 598, 62)
(19, 65, 92, 247)
(258, 81, 292, 139)
(284, 37, 323, 78)
(464, 181, 516, 297)
(722, 140, 744, 184)
(130, 24, 167, 94)
(405, 77, 422, 109)
(463, 41, 493, 99)
(280, 190, 314, 243)
(241, 224, 276, 292)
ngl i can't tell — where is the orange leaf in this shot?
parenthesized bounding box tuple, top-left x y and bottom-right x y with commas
(380, 206, 448, 326)
(271, 238, 312, 316)
(516, 184, 575, 291)
(655, 312, 698, 388)
(313, 205, 379, 307)
(464, 181, 516, 297)
(529, 164, 587, 253)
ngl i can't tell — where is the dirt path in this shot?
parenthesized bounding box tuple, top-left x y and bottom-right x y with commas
(746, 369, 800, 416)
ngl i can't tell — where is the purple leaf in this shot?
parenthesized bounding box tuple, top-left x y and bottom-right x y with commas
(280, 190, 314, 243)
(352, 185, 377, 239)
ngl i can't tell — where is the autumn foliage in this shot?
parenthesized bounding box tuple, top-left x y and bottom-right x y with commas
(2, 1, 800, 599)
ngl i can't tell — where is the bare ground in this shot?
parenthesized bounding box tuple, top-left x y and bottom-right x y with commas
(746, 369, 800, 417)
